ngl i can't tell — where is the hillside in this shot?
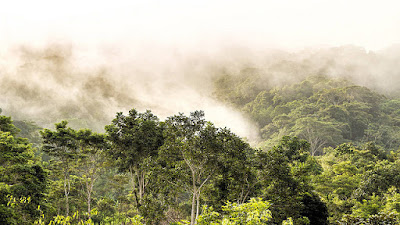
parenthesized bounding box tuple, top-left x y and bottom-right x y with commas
(214, 74, 400, 155)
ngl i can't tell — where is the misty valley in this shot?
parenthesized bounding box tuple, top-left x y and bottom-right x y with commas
(2, 45, 400, 225)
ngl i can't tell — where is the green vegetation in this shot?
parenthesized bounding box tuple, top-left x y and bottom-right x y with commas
(215, 74, 400, 155)
(2, 75, 400, 224)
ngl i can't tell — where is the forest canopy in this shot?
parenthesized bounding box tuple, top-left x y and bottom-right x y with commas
(2, 74, 400, 224)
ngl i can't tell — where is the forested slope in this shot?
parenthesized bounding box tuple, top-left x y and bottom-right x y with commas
(214, 74, 400, 155)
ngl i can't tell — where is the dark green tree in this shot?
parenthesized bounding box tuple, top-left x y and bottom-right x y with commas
(257, 136, 328, 224)
(203, 128, 258, 210)
(105, 109, 164, 222)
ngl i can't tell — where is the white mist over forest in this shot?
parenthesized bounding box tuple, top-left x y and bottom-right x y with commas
(1, 0, 400, 143)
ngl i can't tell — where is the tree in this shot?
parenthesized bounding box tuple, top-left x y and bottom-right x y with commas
(290, 117, 344, 156)
(204, 128, 258, 209)
(13, 120, 42, 148)
(105, 109, 164, 208)
(0, 115, 47, 224)
(354, 161, 400, 201)
(76, 129, 108, 220)
(0, 115, 20, 136)
(257, 136, 328, 224)
(160, 111, 227, 225)
(41, 121, 78, 217)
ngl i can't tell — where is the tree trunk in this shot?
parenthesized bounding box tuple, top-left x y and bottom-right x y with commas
(133, 166, 147, 206)
(137, 169, 144, 202)
(87, 187, 91, 220)
(191, 190, 196, 225)
(129, 166, 140, 207)
(64, 173, 70, 217)
(191, 171, 197, 225)
(195, 190, 200, 222)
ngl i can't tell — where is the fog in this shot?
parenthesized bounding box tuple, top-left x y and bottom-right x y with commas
(0, 43, 263, 142)
(0, 1, 399, 143)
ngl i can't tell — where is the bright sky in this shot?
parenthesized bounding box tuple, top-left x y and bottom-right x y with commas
(1, 0, 400, 51)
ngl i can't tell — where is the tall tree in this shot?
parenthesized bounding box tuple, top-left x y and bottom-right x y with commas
(204, 128, 258, 209)
(41, 121, 78, 217)
(76, 129, 108, 220)
(290, 117, 344, 155)
(105, 109, 164, 207)
(160, 111, 234, 225)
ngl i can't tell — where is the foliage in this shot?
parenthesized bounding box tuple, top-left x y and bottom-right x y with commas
(5, 86, 400, 225)
(34, 209, 97, 225)
(159, 111, 242, 224)
(215, 75, 400, 155)
(337, 212, 399, 225)
(41, 121, 79, 218)
(220, 198, 272, 224)
(0, 115, 47, 224)
(105, 109, 165, 223)
(177, 198, 272, 225)
(256, 136, 328, 224)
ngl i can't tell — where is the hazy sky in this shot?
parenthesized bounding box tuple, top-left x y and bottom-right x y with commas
(1, 0, 400, 51)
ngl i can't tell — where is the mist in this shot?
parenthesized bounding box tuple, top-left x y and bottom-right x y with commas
(0, 43, 262, 142)
(1, 43, 400, 145)
(1, 1, 400, 143)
